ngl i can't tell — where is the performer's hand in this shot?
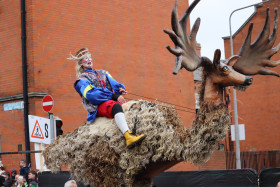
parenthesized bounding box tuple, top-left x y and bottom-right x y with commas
(119, 88, 127, 95)
(117, 95, 126, 104)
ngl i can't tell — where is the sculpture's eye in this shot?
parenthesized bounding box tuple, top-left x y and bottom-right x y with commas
(222, 66, 229, 72)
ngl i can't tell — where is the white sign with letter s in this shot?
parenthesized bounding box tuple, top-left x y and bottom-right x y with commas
(28, 115, 51, 145)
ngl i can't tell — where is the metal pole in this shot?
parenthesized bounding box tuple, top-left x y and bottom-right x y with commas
(0, 150, 42, 155)
(229, 0, 271, 169)
(48, 113, 54, 143)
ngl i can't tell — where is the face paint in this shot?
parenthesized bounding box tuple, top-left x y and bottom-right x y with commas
(81, 54, 93, 69)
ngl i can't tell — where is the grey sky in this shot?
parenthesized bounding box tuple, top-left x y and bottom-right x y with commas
(188, 0, 264, 59)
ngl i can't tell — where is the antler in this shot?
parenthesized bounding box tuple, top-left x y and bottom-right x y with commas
(231, 8, 280, 77)
(164, 0, 202, 73)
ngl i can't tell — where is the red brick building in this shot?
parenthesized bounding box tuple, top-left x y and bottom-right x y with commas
(223, 0, 280, 169)
(0, 0, 278, 173)
(0, 0, 198, 171)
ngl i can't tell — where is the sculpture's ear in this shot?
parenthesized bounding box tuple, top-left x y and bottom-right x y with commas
(213, 49, 221, 68)
(227, 55, 240, 66)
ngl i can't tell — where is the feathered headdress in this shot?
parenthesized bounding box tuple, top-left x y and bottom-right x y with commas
(68, 48, 91, 62)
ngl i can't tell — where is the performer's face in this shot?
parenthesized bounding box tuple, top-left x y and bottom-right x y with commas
(81, 54, 93, 69)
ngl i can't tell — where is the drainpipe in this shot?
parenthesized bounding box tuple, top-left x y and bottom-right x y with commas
(20, 0, 31, 165)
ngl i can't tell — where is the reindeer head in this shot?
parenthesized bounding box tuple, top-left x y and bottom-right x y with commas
(204, 50, 253, 89)
(164, 0, 279, 91)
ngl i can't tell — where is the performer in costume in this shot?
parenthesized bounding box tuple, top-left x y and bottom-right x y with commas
(69, 48, 146, 148)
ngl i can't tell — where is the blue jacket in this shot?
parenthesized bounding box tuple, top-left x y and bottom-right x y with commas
(74, 69, 125, 122)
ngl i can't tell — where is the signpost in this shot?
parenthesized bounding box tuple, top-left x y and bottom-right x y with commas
(42, 95, 55, 143)
(231, 124, 245, 141)
(27, 95, 56, 171)
(28, 115, 51, 171)
(42, 95, 54, 113)
(28, 115, 51, 145)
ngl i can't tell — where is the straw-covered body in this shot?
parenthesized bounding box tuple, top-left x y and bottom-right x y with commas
(43, 99, 230, 186)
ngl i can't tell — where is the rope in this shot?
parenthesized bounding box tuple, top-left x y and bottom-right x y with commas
(125, 93, 196, 114)
(128, 92, 196, 111)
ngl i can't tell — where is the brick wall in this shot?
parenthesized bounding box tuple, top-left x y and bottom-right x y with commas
(168, 150, 227, 171)
(26, 0, 195, 127)
(0, 1, 22, 97)
(0, 0, 26, 171)
(223, 0, 280, 152)
(0, 0, 204, 171)
(199, 151, 226, 170)
(0, 105, 26, 170)
(1, 0, 256, 172)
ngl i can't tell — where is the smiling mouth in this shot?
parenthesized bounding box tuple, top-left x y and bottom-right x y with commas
(83, 61, 92, 66)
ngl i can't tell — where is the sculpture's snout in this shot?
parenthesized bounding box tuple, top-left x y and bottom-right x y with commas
(244, 76, 253, 86)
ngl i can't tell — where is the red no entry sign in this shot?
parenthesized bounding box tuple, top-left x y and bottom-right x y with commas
(42, 95, 54, 112)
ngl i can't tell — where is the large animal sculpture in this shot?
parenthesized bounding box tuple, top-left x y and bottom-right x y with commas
(43, 0, 279, 186)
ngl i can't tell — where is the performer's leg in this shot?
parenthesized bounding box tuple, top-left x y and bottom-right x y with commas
(112, 104, 146, 149)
